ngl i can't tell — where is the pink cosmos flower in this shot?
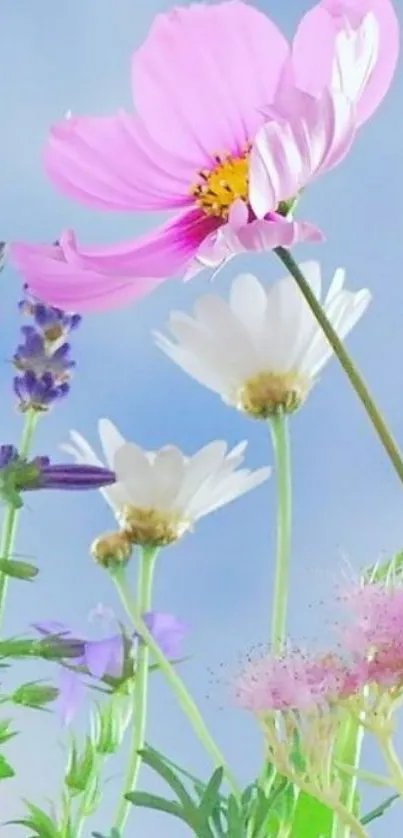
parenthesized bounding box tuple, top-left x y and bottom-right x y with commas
(11, 0, 399, 311)
(234, 649, 362, 713)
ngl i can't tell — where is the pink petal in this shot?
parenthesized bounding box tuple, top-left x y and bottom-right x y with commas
(11, 210, 220, 311)
(58, 210, 221, 277)
(292, 0, 399, 125)
(249, 84, 356, 218)
(45, 113, 194, 211)
(11, 240, 165, 313)
(185, 213, 324, 278)
(132, 1, 289, 166)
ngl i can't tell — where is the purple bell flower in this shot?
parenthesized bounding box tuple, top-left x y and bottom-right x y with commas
(34, 611, 188, 724)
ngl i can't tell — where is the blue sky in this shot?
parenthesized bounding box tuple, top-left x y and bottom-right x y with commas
(1, 0, 403, 835)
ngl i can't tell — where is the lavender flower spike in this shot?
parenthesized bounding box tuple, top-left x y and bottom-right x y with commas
(13, 282, 81, 412)
(37, 463, 116, 491)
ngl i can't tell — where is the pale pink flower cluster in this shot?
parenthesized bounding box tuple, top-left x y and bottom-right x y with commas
(235, 648, 363, 714)
(236, 581, 403, 716)
(342, 582, 403, 687)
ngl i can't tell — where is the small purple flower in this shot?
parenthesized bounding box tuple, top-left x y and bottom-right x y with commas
(13, 284, 80, 412)
(34, 611, 188, 724)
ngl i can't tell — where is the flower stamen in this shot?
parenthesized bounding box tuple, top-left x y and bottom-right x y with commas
(191, 149, 250, 219)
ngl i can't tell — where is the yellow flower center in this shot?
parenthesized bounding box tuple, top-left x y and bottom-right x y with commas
(191, 150, 250, 219)
(118, 506, 192, 548)
(234, 371, 311, 419)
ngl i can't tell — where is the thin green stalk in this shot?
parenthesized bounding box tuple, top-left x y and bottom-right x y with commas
(379, 734, 403, 798)
(269, 412, 292, 652)
(275, 247, 403, 484)
(332, 715, 365, 838)
(113, 546, 158, 833)
(0, 410, 38, 629)
(113, 566, 241, 799)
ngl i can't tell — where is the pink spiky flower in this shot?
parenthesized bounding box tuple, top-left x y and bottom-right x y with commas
(341, 581, 403, 689)
(11, 0, 399, 311)
(234, 648, 365, 798)
(234, 648, 362, 714)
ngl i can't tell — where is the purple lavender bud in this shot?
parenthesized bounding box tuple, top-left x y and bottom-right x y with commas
(0, 445, 19, 469)
(37, 463, 116, 491)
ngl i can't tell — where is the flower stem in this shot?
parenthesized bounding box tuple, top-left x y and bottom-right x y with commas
(113, 566, 241, 799)
(274, 247, 403, 484)
(269, 412, 292, 652)
(379, 734, 403, 798)
(0, 409, 38, 630)
(113, 546, 158, 833)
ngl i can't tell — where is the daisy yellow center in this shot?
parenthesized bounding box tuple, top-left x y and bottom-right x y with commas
(118, 506, 191, 547)
(235, 371, 311, 419)
(191, 150, 250, 219)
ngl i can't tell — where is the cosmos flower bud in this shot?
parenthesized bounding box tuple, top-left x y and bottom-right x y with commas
(90, 531, 133, 569)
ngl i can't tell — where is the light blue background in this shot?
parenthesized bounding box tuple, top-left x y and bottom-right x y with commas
(0, 0, 403, 834)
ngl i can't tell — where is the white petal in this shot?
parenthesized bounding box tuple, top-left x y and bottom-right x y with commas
(191, 466, 271, 520)
(154, 332, 230, 395)
(259, 274, 316, 371)
(176, 442, 228, 513)
(61, 431, 103, 467)
(98, 418, 126, 468)
(152, 447, 186, 511)
(229, 274, 268, 340)
(193, 295, 259, 376)
(113, 443, 156, 506)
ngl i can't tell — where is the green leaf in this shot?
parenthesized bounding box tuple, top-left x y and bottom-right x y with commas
(137, 747, 198, 811)
(0, 718, 17, 744)
(7, 802, 61, 837)
(0, 559, 39, 581)
(289, 791, 334, 838)
(198, 767, 224, 820)
(12, 680, 58, 710)
(92, 831, 121, 838)
(125, 790, 192, 822)
(0, 753, 15, 779)
(361, 794, 399, 825)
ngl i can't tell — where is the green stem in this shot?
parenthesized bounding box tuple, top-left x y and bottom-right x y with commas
(332, 715, 365, 838)
(275, 248, 403, 484)
(0, 410, 38, 630)
(113, 546, 158, 833)
(269, 412, 292, 652)
(379, 735, 403, 798)
(113, 566, 241, 799)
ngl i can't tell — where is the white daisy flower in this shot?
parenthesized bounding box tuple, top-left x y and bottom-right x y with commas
(155, 262, 371, 419)
(62, 420, 270, 547)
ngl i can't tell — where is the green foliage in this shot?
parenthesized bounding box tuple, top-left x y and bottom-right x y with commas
(12, 680, 58, 710)
(0, 559, 39, 581)
(289, 792, 333, 838)
(65, 736, 97, 795)
(361, 794, 399, 825)
(6, 802, 61, 837)
(0, 753, 15, 779)
(125, 745, 291, 837)
(92, 830, 121, 838)
(91, 691, 132, 755)
(0, 719, 17, 781)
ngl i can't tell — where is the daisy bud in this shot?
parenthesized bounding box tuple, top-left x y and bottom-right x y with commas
(91, 531, 133, 569)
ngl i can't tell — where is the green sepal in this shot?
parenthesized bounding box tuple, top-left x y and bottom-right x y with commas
(6, 801, 61, 837)
(0, 753, 15, 779)
(12, 680, 58, 710)
(65, 736, 97, 795)
(0, 718, 17, 744)
(91, 692, 132, 755)
(0, 559, 39, 581)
